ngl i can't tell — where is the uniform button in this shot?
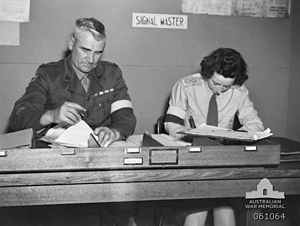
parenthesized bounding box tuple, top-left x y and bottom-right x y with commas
(105, 99, 110, 103)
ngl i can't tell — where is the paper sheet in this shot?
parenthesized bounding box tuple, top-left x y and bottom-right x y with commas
(41, 120, 96, 147)
(181, 124, 273, 142)
(0, 21, 19, 46)
(0, 0, 30, 22)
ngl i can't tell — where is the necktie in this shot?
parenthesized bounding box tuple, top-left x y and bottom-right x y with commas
(207, 94, 218, 126)
(81, 75, 89, 93)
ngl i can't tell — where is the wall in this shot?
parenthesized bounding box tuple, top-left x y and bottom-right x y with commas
(287, 1, 300, 141)
(0, 0, 295, 139)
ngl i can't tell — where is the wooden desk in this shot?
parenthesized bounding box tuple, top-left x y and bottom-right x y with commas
(0, 162, 300, 207)
(0, 138, 299, 207)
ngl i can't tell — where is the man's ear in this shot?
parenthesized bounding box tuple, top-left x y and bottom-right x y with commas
(68, 34, 75, 51)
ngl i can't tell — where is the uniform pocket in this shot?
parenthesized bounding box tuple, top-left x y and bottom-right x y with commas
(48, 92, 71, 109)
(94, 93, 113, 110)
(87, 94, 113, 126)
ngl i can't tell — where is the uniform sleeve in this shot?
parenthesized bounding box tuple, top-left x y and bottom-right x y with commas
(237, 88, 264, 132)
(164, 80, 188, 137)
(8, 67, 50, 133)
(109, 66, 136, 138)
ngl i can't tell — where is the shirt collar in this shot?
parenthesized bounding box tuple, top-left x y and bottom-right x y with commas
(64, 54, 89, 81)
(71, 62, 88, 81)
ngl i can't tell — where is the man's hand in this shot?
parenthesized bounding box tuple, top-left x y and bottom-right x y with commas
(94, 127, 121, 147)
(40, 102, 86, 126)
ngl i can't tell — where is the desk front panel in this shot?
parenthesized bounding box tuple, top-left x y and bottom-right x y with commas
(0, 143, 280, 172)
(0, 166, 299, 206)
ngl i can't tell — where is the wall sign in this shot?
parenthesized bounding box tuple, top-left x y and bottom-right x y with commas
(132, 13, 188, 29)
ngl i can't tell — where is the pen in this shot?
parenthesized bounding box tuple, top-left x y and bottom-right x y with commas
(189, 116, 196, 128)
(79, 111, 85, 120)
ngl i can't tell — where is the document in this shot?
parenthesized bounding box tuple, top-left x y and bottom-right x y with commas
(110, 133, 191, 148)
(109, 135, 142, 147)
(41, 120, 98, 148)
(0, 21, 19, 46)
(42, 125, 191, 148)
(0, 128, 33, 149)
(0, 0, 30, 22)
(151, 133, 191, 146)
(181, 0, 290, 18)
(181, 124, 273, 142)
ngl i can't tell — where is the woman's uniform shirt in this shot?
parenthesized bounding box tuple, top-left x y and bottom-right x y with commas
(165, 73, 264, 137)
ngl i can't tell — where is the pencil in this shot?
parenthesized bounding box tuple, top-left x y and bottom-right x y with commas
(189, 116, 196, 128)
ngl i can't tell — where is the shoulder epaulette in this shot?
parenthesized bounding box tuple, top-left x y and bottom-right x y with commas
(38, 59, 64, 68)
(99, 60, 118, 68)
(181, 74, 202, 86)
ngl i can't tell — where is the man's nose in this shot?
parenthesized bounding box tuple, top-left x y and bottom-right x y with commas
(87, 53, 94, 64)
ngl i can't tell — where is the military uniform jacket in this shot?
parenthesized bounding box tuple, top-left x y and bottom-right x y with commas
(8, 55, 136, 138)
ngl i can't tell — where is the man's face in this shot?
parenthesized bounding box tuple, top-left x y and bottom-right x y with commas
(69, 31, 106, 73)
(207, 72, 235, 95)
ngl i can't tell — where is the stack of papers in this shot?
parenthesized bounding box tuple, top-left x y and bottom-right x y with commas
(110, 133, 191, 148)
(181, 124, 273, 142)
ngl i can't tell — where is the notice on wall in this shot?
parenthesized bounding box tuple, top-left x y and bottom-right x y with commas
(132, 13, 188, 29)
(182, 0, 233, 16)
(0, 21, 19, 46)
(0, 0, 30, 22)
(181, 0, 291, 18)
(237, 0, 290, 17)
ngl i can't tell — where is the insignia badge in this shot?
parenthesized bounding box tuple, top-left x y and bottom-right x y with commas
(183, 76, 201, 86)
(30, 71, 39, 83)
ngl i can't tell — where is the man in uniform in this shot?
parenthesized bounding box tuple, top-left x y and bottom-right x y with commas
(8, 17, 136, 147)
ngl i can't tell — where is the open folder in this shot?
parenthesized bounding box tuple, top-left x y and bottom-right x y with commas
(180, 124, 273, 142)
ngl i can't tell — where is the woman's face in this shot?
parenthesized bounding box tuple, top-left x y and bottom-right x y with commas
(207, 72, 235, 95)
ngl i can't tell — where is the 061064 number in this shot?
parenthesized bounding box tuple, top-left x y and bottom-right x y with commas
(253, 212, 286, 221)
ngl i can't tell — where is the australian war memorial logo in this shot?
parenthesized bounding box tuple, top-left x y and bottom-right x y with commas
(245, 178, 287, 222)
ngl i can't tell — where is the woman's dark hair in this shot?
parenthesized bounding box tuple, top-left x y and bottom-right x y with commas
(200, 48, 248, 86)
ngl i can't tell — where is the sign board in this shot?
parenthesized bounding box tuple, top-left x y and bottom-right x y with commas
(132, 13, 188, 29)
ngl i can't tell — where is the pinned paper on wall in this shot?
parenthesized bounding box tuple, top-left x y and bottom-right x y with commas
(0, 0, 30, 46)
(182, 0, 233, 16)
(0, 21, 19, 46)
(0, 0, 30, 22)
(181, 0, 291, 18)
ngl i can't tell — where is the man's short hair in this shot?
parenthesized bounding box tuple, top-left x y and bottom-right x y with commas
(200, 47, 248, 86)
(74, 17, 106, 40)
